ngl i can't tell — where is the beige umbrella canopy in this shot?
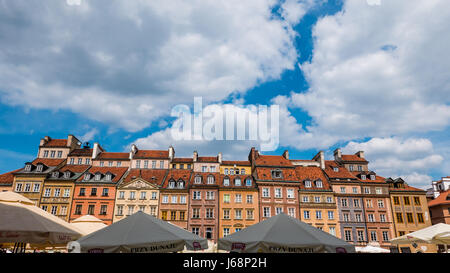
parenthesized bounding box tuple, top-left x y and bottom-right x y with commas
(71, 215, 107, 236)
(390, 223, 450, 252)
(0, 191, 83, 247)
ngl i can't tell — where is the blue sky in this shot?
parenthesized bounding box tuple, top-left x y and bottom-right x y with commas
(0, 0, 449, 189)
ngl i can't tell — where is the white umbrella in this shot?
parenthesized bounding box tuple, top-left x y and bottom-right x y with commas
(71, 215, 107, 236)
(390, 223, 450, 252)
(356, 242, 390, 253)
(0, 191, 83, 250)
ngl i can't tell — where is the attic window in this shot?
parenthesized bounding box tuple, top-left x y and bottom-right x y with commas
(106, 174, 112, 181)
(195, 176, 202, 184)
(361, 175, 367, 180)
(333, 167, 339, 172)
(358, 165, 363, 171)
(52, 172, 59, 178)
(36, 164, 43, 172)
(25, 164, 32, 171)
(64, 172, 71, 178)
(169, 180, 176, 189)
(370, 175, 376, 180)
(305, 180, 312, 188)
(177, 181, 184, 189)
(315, 180, 323, 188)
(223, 177, 230, 186)
(95, 173, 101, 181)
(84, 173, 91, 180)
(271, 169, 282, 179)
(246, 178, 252, 186)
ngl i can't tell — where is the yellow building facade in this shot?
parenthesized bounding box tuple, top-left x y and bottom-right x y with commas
(220, 161, 252, 176)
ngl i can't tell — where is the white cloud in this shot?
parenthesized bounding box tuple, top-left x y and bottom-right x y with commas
(342, 137, 443, 188)
(280, 0, 450, 148)
(80, 128, 99, 143)
(0, 0, 315, 132)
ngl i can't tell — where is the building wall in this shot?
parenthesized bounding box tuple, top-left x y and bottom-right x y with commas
(158, 190, 189, 229)
(13, 176, 46, 206)
(67, 156, 92, 166)
(38, 148, 70, 159)
(131, 159, 169, 169)
(39, 180, 75, 221)
(429, 204, 450, 225)
(92, 160, 130, 168)
(193, 163, 220, 173)
(188, 188, 219, 242)
(257, 182, 300, 221)
(218, 189, 259, 238)
(69, 183, 117, 225)
(219, 165, 251, 175)
(170, 163, 193, 170)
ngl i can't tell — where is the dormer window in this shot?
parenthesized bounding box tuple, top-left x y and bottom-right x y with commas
(106, 173, 112, 181)
(195, 176, 202, 184)
(357, 165, 363, 171)
(24, 164, 32, 172)
(43, 151, 49, 158)
(370, 175, 376, 180)
(223, 177, 230, 186)
(95, 173, 101, 181)
(84, 173, 91, 180)
(315, 180, 323, 188)
(235, 177, 241, 186)
(271, 169, 282, 179)
(169, 181, 176, 189)
(349, 165, 354, 171)
(36, 164, 44, 172)
(333, 167, 339, 172)
(361, 174, 367, 180)
(52, 172, 59, 178)
(246, 178, 252, 186)
(69, 158, 75, 165)
(305, 180, 312, 188)
(207, 175, 215, 184)
(177, 181, 184, 189)
(64, 171, 71, 178)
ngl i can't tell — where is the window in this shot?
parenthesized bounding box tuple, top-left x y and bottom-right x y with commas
(192, 227, 199, 236)
(102, 188, 109, 197)
(152, 161, 156, 169)
(24, 184, 31, 192)
(366, 200, 373, 208)
(193, 191, 201, 200)
(179, 211, 185, 220)
(234, 177, 241, 186)
(223, 178, 230, 186)
(160, 161, 164, 169)
(52, 172, 59, 178)
(192, 208, 200, 218)
(69, 158, 75, 164)
(349, 165, 354, 171)
(262, 188, 270, 198)
(353, 199, 360, 207)
(235, 209, 242, 219)
(36, 164, 43, 172)
(315, 180, 323, 188)
(370, 231, 377, 242)
(357, 165, 363, 171)
(370, 175, 376, 180)
(380, 214, 386, 222)
(161, 211, 167, 220)
(84, 173, 91, 180)
(417, 213, 424, 223)
(357, 230, 365, 242)
(127, 206, 134, 216)
(105, 174, 112, 181)
(246, 194, 253, 204)
(287, 189, 294, 199)
(41, 205, 48, 212)
(177, 181, 184, 189)
(247, 209, 254, 219)
(100, 205, 107, 215)
(340, 187, 346, 193)
(271, 169, 282, 178)
(60, 206, 67, 216)
(344, 230, 352, 241)
(95, 173, 101, 181)
(24, 164, 32, 172)
(128, 191, 135, 200)
(403, 197, 410, 206)
(117, 161, 121, 167)
(91, 188, 97, 196)
(241, 169, 246, 175)
(88, 205, 95, 215)
(276, 207, 283, 215)
(303, 196, 309, 202)
(364, 187, 370, 194)
(140, 191, 146, 200)
(223, 194, 230, 203)
(144, 160, 149, 169)
(44, 188, 51, 197)
(414, 197, 421, 206)
(207, 175, 215, 184)
(305, 180, 312, 188)
(376, 188, 382, 194)
(406, 213, 414, 223)
(118, 191, 125, 199)
(314, 196, 321, 203)
(288, 208, 295, 217)
(100, 161, 105, 167)
(210, 166, 216, 172)
(79, 188, 85, 196)
(333, 167, 339, 172)
(64, 171, 71, 178)
(382, 231, 389, 241)
(393, 196, 400, 205)
(355, 214, 362, 222)
(85, 158, 91, 165)
(75, 205, 82, 215)
(223, 228, 230, 237)
(223, 209, 230, 219)
(135, 160, 140, 168)
(55, 150, 61, 158)
(343, 213, 350, 222)
(44, 151, 49, 158)
(316, 210, 322, 219)
(51, 206, 57, 215)
(170, 211, 176, 220)
(205, 228, 213, 239)
(171, 196, 177, 204)
(327, 196, 333, 203)
(341, 199, 348, 207)
(368, 214, 375, 222)
(235, 194, 242, 203)
(202, 166, 207, 172)
(150, 206, 157, 216)
(303, 210, 310, 219)
(206, 191, 215, 200)
(396, 213, 403, 223)
(50, 151, 55, 158)
(246, 178, 252, 186)
(162, 195, 169, 203)
(361, 175, 367, 180)
(78, 158, 83, 165)
(54, 188, 61, 197)
(230, 169, 234, 175)
(329, 227, 336, 236)
(117, 205, 123, 216)
(33, 184, 40, 192)
(378, 200, 384, 208)
(195, 176, 202, 184)
(168, 181, 176, 189)
(328, 211, 334, 220)
(63, 189, 70, 197)
(152, 192, 157, 200)
(275, 188, 282, 198)
(263, 207, 271, 218)
(224, 168, 229, 175)
(180, 195, 186, 204)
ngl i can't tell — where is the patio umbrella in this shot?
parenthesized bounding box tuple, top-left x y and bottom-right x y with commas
(390, 223, 450, 252)
(70, 215, 107, 236)
(74, 211, 208, 253)
(356, 242, 390, 253)
(218, 213, 355, 253)
(0, 191, 83, 248)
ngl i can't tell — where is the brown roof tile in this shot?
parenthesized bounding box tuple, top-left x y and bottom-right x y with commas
(255, 155, 292, 167)
(123, 169, 168, 185)
(254, 167, 298, 182)
(134, 150, 169, 159)
(294, 166, 331, 190)
(171, 158, 193, 163)
(41, 139, 68, 147)
(0, 169, 20, 184)
(197, 156, 218, 163)
(428, 190, 450, 207)
(78, 167, 128, 182)
(32, 158, 66, 167)
(161, 169, 192, 188)
(341, 155, 368, 162)
(324, 161, 357, 180)
(222, 160, 251, 166)
(68, 148, 93, 157)
(97, 152, 129, 160)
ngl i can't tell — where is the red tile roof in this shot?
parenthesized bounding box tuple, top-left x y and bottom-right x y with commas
(58, 165, 91, 173)
(161, 169, 192, 188)
(340, 155, 368, 162)
(324, 161, 357, 180)
(351, 171, 386, 183)
(190, 172, 220, 187)
(41, 139, 68, 147)
(196, 156, 218, 163)
(0, 169, 20, 185)
(79, 167, 128, 182)
(222, 160, 251, 166)
(389, 184, 425, 192)
(428, 190, 450, 207)
(294, 166, 331, 190)
(134, 150, 169, 159)
(32, 158, 66, 167)
(171, 158, 193, 163)
(122, 169, 168, 185)
(254, 155, 292, 167)
(68, 148, 93, 157)
(96, 152, 129, 160)
(254, 167, 298, 182)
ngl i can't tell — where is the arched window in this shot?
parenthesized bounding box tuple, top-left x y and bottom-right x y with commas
(246, 178, 252, 186)
(223, 177, 230, 186)
(235, 177, 241, 186)
(315, 179, 323, 188)
(195, 176, 202, 184)
(207, 175, 215, 184)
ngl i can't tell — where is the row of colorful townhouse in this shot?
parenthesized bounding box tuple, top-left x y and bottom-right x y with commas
(0, 135, 438, 252)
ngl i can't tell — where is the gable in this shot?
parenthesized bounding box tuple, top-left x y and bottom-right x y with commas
(120, 178, 159, 190)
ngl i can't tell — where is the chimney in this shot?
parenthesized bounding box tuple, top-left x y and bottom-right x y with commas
(169, 146, 175, 161)
(40, 136, 51, 146)
(193, 151, 198, 162)
(355, 151, 365, 159)
(333, 148, 342, 161)
(218, 152, 222, 164)
(92, 142, 102, 159)
(313, 151, 325, 170)
(130, 144, 138, 160)
(282, 150, 289, 160)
